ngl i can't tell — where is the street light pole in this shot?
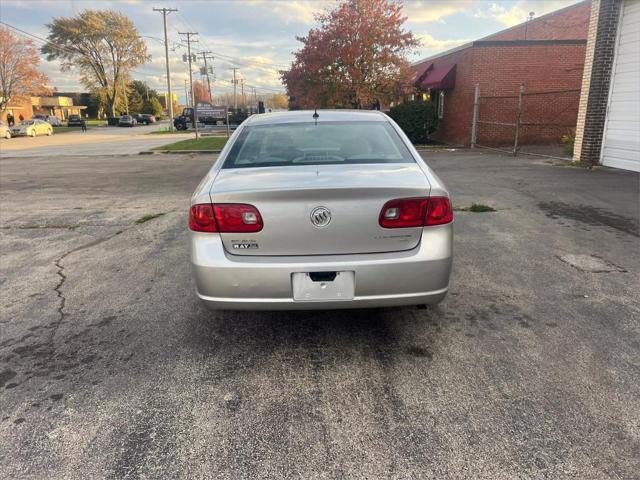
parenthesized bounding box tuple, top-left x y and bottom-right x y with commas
(232, 67, 238, 110)
(153, 7, 177, 132)
(179, 31, 199, 140)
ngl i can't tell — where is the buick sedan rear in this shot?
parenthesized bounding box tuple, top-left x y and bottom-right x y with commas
(189, 110, 453, 310)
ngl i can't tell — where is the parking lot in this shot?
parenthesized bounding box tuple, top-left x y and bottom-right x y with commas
(0, 150, 638, 479)
(0, 122, 191, 158)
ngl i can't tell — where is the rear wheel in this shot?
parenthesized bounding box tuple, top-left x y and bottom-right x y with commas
(4, 131, 10, 139)
(46, 129, 52, 136)
(30, 129, 36, 137)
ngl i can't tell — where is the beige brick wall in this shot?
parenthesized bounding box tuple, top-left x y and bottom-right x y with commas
(574, 0, 600, 161)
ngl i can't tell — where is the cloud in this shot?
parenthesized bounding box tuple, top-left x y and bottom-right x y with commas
(474, 1, 577, 27)
(416, 33, 472, 51)
(262, 0, 330, 24)
(403, 1, 479, 23)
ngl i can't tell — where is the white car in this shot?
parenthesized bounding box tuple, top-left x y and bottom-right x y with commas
(0, 120, 11, 139)
(10, 119, 53, 137)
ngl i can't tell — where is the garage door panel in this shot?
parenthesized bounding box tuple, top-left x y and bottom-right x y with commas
(602, 0, 640, 172)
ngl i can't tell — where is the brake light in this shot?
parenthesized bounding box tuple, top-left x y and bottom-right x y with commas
(189, 203, 263, 232)
(214, 203, 263, 232)
(379, 197, 453, 228)
(189, 204, 217, 232)
(424, 197, 453, 225)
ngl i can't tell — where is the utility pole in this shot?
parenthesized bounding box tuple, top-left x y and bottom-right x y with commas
(231, 68, 239, 110)
(179, 31, 199, 140)
(184, 79, 189, 107)
(122, 77, 129, 115)
(153, 7, 177, 132)
(199, 51, 214, 104)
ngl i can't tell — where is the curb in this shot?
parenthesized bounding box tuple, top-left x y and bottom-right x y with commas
(142, 149, 222, 155)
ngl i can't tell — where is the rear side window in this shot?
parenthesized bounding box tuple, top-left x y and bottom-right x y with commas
(223, 121, 414, 169)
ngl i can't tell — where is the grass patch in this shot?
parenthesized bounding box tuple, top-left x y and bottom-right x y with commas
(149, 128, 186, 135)
(153, 136, 228, 151)
(135, 213, 165, 224)
(455, 203, 496, 212)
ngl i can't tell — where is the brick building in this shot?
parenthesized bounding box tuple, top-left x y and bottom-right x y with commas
(1, 95, 86, 124)
(411, 1, 591, 147)
(574, 0, 639, 172)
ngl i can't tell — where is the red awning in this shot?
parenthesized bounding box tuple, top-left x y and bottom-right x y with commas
(419, 64, 456, 90)
(412, 62, 434, 85)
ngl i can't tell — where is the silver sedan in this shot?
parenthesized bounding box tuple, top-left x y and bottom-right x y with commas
(189, 110, 453, 310)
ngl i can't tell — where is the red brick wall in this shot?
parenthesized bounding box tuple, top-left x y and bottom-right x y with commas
(425, 47, 475, 146)
(471, 44, 586, 145)
(413, 1, 589, 146)
(485, 1, 590, 41)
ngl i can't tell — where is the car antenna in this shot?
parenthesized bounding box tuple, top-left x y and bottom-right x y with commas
(313, 108, 319, 125)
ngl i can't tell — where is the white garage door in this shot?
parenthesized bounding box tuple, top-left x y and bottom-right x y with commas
(601, 0, 640, 172)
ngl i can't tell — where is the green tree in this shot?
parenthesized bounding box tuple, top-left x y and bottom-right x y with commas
(42, 10, 149, 117)
(127, 84, 144, 113)
(141, 97, 162, 116)
(131, 80, 158, 102)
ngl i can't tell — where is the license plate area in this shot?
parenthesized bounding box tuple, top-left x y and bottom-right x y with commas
(292, 271, 355, 301)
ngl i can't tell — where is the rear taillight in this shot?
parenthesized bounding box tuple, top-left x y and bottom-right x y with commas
(379, 197, 453, 228)
(214, 203, 263, 232)
(189, 203, 263, 233)
(189, 204, 217, 232)
(424, 196, 453, 226)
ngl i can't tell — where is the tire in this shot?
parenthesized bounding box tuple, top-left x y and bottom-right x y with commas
(47, 129, 52, 136)
(30, 130, 36, 137)
(4, 131, 10, 139)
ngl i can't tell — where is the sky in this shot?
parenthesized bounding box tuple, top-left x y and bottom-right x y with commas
(0, 0, 581, 104)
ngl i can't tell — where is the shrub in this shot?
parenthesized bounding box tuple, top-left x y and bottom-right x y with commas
(388, 100, 438, 144)
(561, 128, 576, 156)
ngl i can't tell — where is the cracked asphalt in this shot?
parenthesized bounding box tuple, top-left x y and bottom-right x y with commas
(0, 150, 638, 479)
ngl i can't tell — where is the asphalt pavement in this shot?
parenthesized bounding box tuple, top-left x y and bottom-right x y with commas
(0, 150, 638, 479)
(0, 122, 192, 157)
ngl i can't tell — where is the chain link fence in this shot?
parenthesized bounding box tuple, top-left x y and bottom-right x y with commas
(471, 83, 580, 159)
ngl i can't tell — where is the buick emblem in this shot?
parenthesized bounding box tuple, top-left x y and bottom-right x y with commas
(310, 206, 331, 228)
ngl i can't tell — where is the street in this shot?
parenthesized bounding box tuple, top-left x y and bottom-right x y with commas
(0, 122, 192, 157)
(0, 150, 638, 479)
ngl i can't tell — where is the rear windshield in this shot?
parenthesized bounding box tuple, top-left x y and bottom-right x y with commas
(223, 121, 414, 169)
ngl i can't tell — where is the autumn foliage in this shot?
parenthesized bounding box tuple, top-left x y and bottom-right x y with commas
(192, 80, 211, 104)
(0, 27, 49, 113)
(281, 0, 418, 109)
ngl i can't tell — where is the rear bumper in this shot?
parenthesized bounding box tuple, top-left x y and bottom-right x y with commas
(191, 225, 453, 310)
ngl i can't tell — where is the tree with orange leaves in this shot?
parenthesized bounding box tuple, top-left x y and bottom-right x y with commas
(192, 80, 211, 104)
(281, 0, 418, 109)
(0, 27, 49, 113)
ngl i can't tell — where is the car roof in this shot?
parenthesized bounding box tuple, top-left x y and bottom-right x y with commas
(245, 109, 387, 126)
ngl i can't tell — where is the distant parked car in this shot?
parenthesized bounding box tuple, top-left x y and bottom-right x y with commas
(10, 119, 53, 137)
(118, 115, 137, 127)
(46, 115, 62, 127)
(138, 114, 156, 125)
(0, 120, 11, 139)
(67, 115, 83, 127)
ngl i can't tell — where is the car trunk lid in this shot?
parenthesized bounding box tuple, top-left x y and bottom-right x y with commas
(210, 163, 431, 256)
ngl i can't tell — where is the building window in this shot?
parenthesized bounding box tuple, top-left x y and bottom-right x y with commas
(437, 91, 445, 119)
